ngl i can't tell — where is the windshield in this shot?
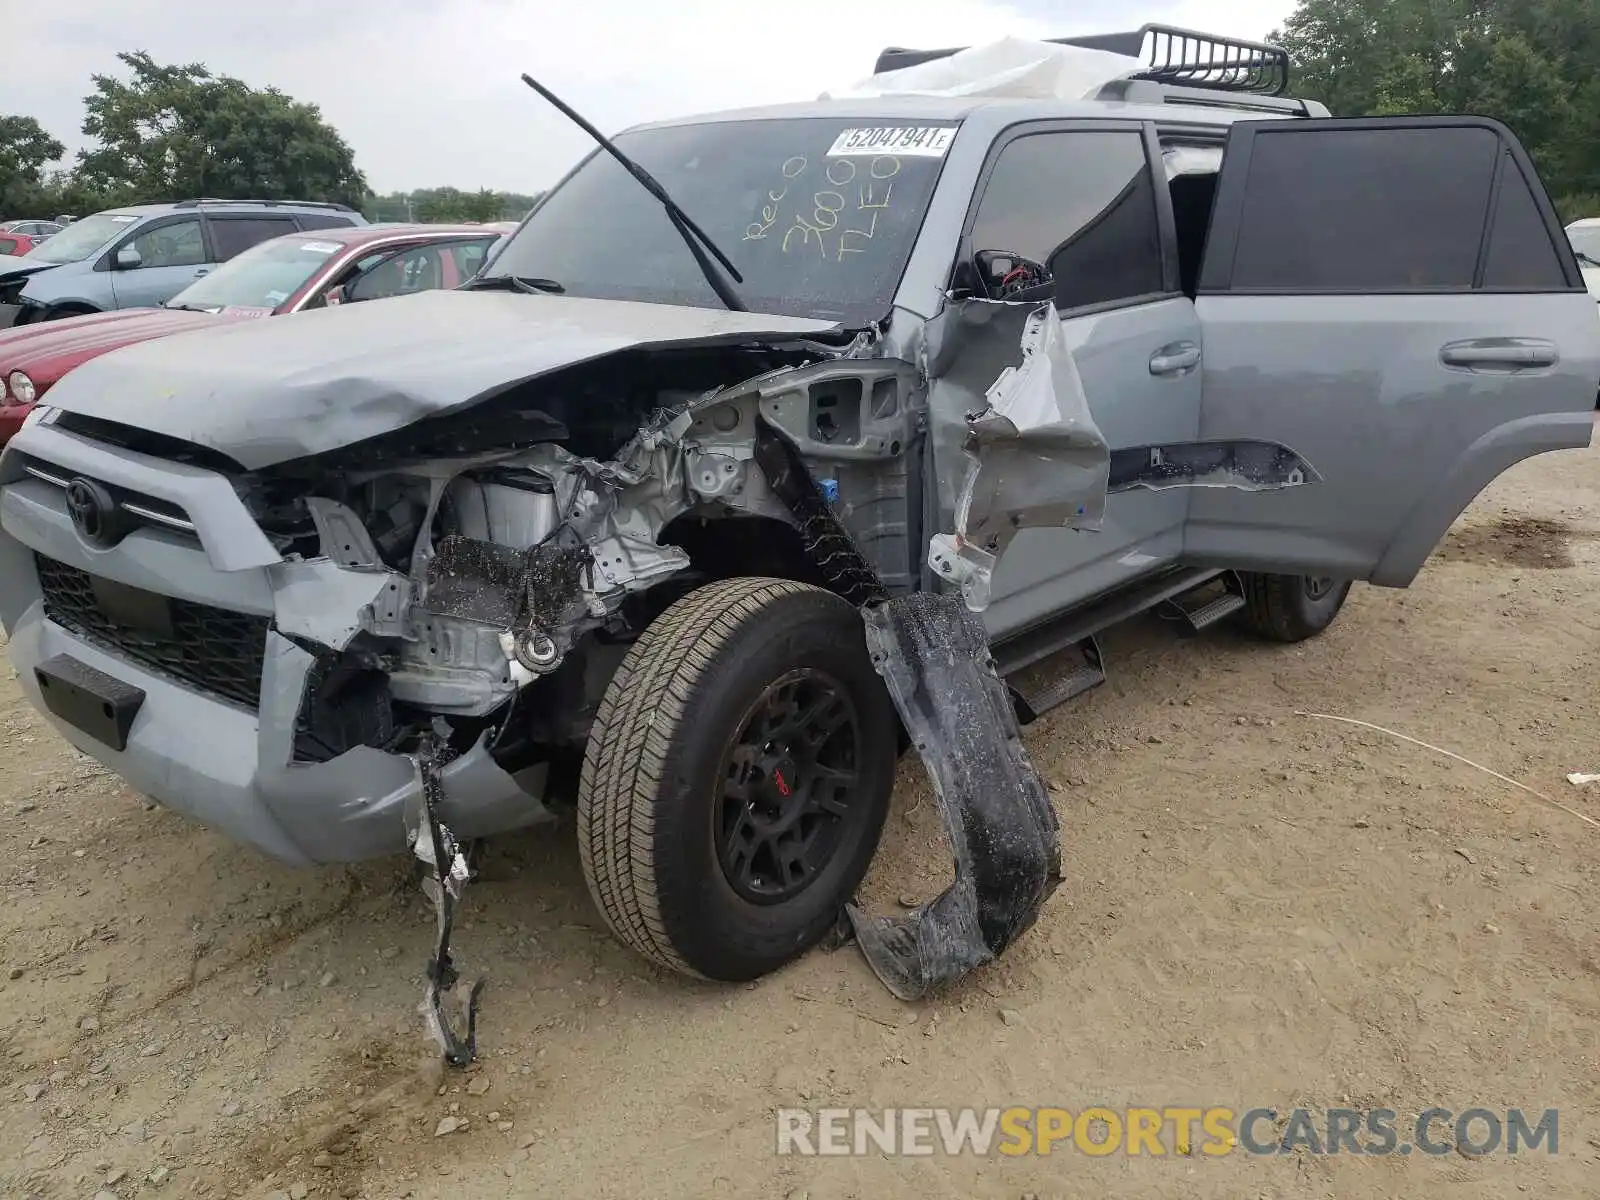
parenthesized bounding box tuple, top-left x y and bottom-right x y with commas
(168, 235, 346, 311)
(23, 211, 141, 264)
(487, 118, 957, 324)
(1568, 227, 1600, 265)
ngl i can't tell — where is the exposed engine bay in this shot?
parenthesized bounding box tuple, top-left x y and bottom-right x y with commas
(217, 338, 913, 774)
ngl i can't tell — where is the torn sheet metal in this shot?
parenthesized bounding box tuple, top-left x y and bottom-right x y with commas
(822, 37, 1142, 102)
(929, 304, 1110, 610)
(1108, 441, 1322, 493)
(850, 592, 1060, 1000)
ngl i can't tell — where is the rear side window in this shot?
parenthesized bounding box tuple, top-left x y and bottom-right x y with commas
(209, 217, 298, 261)
(0, 237, 18, 256)
(297, 213, 358, 230)
(1213, 122, 1574, 294)
(1481, 152, 1567, 289)
(968, 130, 1165, 311)
(1231, 127, 1498, 291)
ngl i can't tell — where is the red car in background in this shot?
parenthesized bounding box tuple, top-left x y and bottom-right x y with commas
(0, 223, 501, 446)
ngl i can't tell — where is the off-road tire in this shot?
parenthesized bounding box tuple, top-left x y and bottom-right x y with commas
(1238, 572, 1352, 643)
(578, 577, 897, 981)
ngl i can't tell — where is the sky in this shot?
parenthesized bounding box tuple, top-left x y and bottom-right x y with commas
(17, 0, 1299, 195)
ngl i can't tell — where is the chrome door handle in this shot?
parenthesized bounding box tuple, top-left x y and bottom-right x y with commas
(1440, 338, 1558, 371)
(1149, 342, 1201, 376)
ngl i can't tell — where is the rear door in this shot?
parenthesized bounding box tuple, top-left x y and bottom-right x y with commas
(1186, 116, 1600, 586)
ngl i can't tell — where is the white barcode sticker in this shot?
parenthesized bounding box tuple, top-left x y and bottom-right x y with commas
(826, 126, 957, 158)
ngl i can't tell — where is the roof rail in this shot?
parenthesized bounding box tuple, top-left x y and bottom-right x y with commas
(172, 197, 357, 212)
(875, 23, 1291, 97)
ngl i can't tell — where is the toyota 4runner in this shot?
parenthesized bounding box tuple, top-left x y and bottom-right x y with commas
(1, 28, 1595, 1028)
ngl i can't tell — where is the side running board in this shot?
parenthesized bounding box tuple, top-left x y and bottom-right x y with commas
(1163, 571, 1246, 636)
(1010, 635, 1105, 723)
(994, 566, 1248, 721)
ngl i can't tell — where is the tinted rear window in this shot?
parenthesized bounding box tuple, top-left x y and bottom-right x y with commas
(1230, 126, 1499, 291)
(1482, 152, 1567, 289)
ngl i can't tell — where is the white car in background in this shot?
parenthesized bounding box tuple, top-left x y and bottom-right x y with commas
(1565, 217, 1600, 298)
(1567, 220, 1600, 405)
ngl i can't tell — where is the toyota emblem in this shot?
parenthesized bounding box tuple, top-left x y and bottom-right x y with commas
(64, 477, 120, 548)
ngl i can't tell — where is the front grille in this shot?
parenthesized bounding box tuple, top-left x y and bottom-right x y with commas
(35, 554, 269, 709)
(15, 455, 198, 539)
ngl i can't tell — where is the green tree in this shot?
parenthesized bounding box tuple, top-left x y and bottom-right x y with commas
(408, 186, 505, 223)
(364, 188, 544, 224)
(1274, 0, 1600, 216)
(498, 191, 543, 219)
(74, 51, 366, 208)
(0, 115, 66, 216)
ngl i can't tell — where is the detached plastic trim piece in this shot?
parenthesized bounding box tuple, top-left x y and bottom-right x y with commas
(848, 592, 1061, 1000)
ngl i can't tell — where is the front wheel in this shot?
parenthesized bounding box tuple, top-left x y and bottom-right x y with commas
(577, 577, 897, 981)
(1237, 572, 1352, 643)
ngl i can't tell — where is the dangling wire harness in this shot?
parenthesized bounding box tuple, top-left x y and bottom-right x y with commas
(412, 733, 486, 1067)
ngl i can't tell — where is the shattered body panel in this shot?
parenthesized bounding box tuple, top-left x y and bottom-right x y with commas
(925, 304, 1111, 609)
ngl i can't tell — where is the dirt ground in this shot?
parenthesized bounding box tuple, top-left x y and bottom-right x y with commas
(2, 432, 1598, 1200)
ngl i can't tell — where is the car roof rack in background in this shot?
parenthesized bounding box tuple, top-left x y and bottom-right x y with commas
(172, 198, 357, 212)
(875, 23, 1291, 97)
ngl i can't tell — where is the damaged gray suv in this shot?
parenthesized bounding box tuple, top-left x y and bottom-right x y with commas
(3, 27, 1597, 1020)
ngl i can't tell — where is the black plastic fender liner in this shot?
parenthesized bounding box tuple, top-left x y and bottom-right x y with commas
(849, 591, 1062, 1000)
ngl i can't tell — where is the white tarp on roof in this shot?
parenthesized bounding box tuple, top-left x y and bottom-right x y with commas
(820, 37, 1144, 103)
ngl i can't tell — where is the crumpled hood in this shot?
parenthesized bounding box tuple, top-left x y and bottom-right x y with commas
(0, 307, 224, 383)
(41, 290, 841, 469)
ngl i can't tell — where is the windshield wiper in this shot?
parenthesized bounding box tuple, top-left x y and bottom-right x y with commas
(462, 273, 565, 295)
(518, 71, 746, 312)
(162, 302, 212, 313)
(1576, 251, 1600, 268)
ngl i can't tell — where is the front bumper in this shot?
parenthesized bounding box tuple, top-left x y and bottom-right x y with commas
(0, 424, 549, 866)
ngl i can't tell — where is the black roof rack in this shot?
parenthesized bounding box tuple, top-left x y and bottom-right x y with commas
(172, 197, 357, 212)
(874, 23, 1290, 97)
